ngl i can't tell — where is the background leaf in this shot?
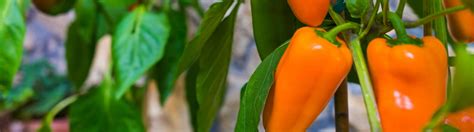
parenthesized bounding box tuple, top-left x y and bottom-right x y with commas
(186, 3, 240, 131)
(235, 43, 288, 132)
(0, 0, 26, 93)
(113, 6, 170, 98)
(176, 0, 235, 76)
(251, 0, 299, 59)
(152, 9, 188, 105)
(69, 77, 144, 132)
(66, 0, 107, 88)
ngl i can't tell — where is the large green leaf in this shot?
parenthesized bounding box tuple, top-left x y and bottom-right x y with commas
(187, 3, 240, 132)
(153, 10, 187, 105)
(69, 77, 144, 132)
(235, 43, 288, 132)
(251, 0, 299, 59)
(176, 0, 235, 76)
(113, 6, 171, 98)
(0, 0, 26, 93)
(66, 0, 107, 88)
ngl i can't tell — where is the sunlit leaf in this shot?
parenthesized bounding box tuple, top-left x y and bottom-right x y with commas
(113, 6, 170, 98)
(0, 0, 26, 93)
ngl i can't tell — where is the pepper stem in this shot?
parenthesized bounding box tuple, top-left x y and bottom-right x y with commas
(387, 12, 423, 46)
(322, 22, 360, 46)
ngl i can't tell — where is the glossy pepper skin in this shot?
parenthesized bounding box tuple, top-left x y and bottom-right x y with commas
(368, 37, 448, 132)
(444, 107, 474, 131)
(263, 27, 352, 131)
(444, 0, 474, 42)
(288, 0, 330, 26)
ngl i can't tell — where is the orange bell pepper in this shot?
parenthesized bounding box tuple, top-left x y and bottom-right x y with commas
(368, 36, 448, 131)
(444, 0, 474, 43)
(287, 0, 330, 26)
(444, 107, 474, 131)
(263, 27, 352, 131)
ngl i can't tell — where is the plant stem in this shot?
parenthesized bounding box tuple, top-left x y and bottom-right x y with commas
(396, 0, 407, 16)
(328, 6, 345, 25)
(43, 95, 79, 125)
(387, 12, 415, 44)
(349, 39, 381, 132)
(382, 0, 389, 25)
(359, 0, 381, 39)
(323, 22, 360, 45)
(432, 0, 453, 108)
(335, 79, 349, 132)
(378, 5, 466, 35)
(330, 8, 350, 131)
(406, 5, 466, 28)
(424, 0, 432, 35)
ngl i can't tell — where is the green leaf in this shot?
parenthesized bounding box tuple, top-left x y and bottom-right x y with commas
(113, 6, 171, 98)
(32, 0, 76, 15)
(66, 0, 108, 88)
(448, 45, 474, 112)
(251, 0, 299, 59)
(69, 77, 145, 132)
(235, 43, 288, 132)
(0, 0, 26, 93)
(188, 3, 240, 131)
(176, 0, 235, 76)
(185, 63, 199, 130)
(407, 0, 424, 18)
(153, 10, 187, 105)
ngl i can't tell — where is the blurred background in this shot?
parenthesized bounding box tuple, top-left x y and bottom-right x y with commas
(0, 0, 463, 131)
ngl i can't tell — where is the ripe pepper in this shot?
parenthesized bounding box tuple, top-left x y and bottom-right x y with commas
(263, 26, 353, 131)
(288, 0, 330, 26)
(444, 107, 474, 131)
(368, 13, 448, 132)
(444, 0, 474, 43)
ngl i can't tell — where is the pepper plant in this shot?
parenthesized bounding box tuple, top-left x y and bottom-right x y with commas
(0, 0, 474, 131)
